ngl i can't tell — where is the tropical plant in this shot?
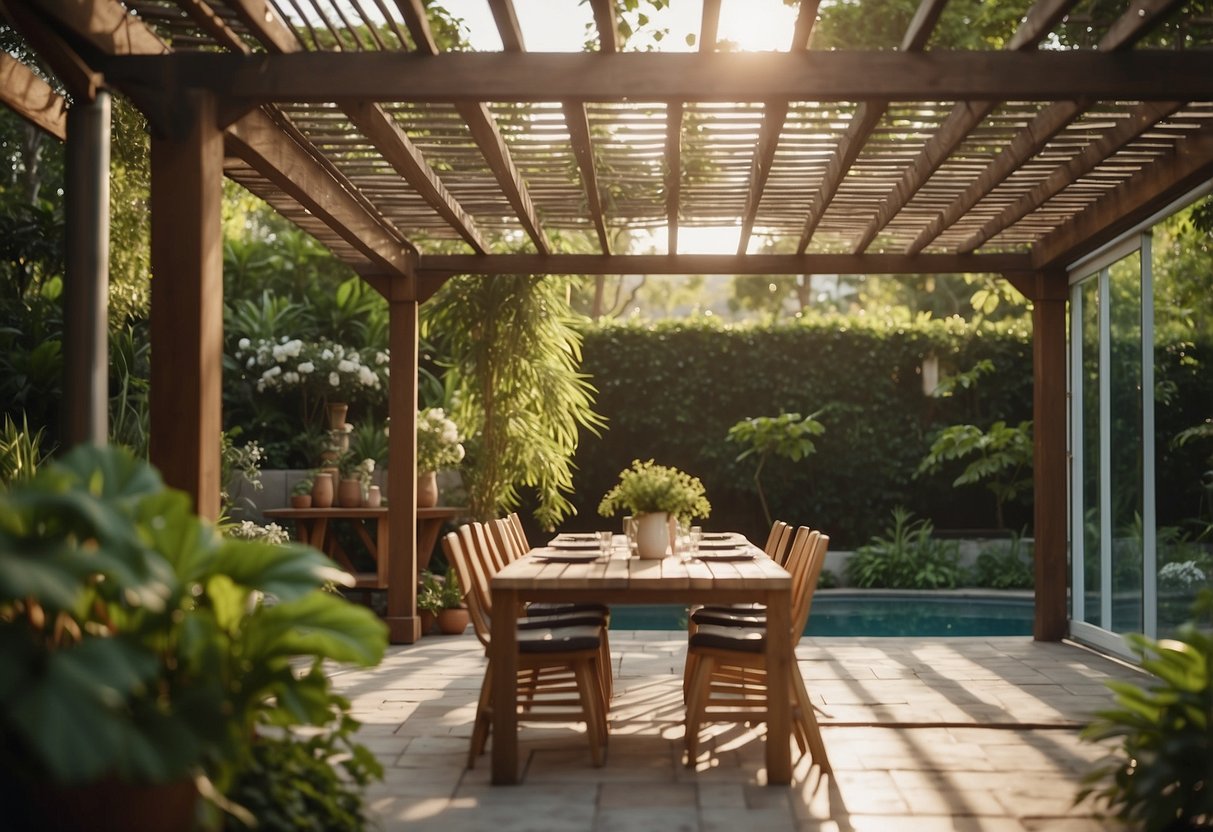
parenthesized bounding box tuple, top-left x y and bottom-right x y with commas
(917, 420, 1033, 529)
(424, 274, 605, 528)
(0, 412, 49, 487)
(415, 407, 465, 472)
(350, 419, 389, 468)
(1077, 590, 1213, 831)
(846, 506, 963, 589)
(598, 459, 712, 526)
(970, 529, 1034, 590)
(417, 569, 463, 614)
(0, 445, 387, 825)
(726, 411, 825, 528)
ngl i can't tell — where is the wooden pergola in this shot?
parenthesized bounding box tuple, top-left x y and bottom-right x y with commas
(3, 0, 1211, 644)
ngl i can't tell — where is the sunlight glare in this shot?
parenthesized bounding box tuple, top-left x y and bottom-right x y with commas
(643, 225, 742, 256)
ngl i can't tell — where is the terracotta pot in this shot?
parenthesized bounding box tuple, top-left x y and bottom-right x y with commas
(311, 472, 334, 508)
(437, 607, 470, 635)
(364, 485, 382, 507)
(419, 609, 437, 635)
(31, 776, 197, 832)
(417, 470, 439, 507)
(636, 511, 671, 559)
(290, 493, 313, 509)
(327, 402, 349, 431)
(337, 477, 363, 508)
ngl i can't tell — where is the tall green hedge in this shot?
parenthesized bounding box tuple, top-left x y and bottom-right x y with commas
(549, 316, 1211, 549)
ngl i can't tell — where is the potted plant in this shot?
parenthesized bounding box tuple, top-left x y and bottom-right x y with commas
(291, 476, 314, 508)
(598, 459, 711, 559)
(0, 445, 388, 830)
(415, 408, 465, 508)
(435, 572, 470, 635)
(417, 570, 444, 635)
(336, 454, 374, 508)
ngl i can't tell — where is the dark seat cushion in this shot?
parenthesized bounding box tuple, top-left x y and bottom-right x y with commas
(518, 611, 605, 630)
(689, 624, 766, 654)
(527, 601, 610, 617)
(691, 607, 766, 627)
(517, 624, 602, 653)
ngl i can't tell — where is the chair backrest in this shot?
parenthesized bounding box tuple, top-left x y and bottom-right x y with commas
(442, 525, 492, 648)
(507, 512, 531, 557)
(764, 520, 793, 565)
(791, 532, 829, 647)
(489, 516, 524, 566)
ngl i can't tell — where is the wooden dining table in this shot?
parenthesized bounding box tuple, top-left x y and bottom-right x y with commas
(489, 537, 794, 785)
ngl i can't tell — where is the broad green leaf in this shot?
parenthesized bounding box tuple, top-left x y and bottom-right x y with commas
(241, 593, 386, 666)
(211, 540, 353, 600)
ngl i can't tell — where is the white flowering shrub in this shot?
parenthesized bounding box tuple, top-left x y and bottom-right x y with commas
(223, 520, 292, 546)
(416, 408, 465, 472)
(1160, 560, 1209, 591)
(233, 336, 389, 402)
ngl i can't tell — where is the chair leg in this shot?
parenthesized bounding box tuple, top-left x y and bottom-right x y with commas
(573, 658, 607, 767)
(791, 671, 831, 774)
(468, 665, 493, 768)
(683, 652, 715, 768)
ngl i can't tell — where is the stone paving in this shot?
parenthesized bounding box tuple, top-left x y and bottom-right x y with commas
(328, 632, 1144, 832)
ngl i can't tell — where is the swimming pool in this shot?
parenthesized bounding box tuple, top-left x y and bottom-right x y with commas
(608, 591, 1035, 637)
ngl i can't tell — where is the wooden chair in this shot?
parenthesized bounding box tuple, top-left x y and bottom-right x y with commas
(442, 525, 610, 769)
(682, 527, 832, 773)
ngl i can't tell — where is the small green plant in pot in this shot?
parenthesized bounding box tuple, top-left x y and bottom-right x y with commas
(598, 459, 711, 559)
(418, 570, 468, 635)
(1077, 590, 1213, 831)
(0, 445, 388, 829)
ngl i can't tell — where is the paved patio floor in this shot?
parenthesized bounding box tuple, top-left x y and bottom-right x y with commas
(328, 632, 1144, 832)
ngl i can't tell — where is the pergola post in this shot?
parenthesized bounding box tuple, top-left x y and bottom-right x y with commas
(1031, 273, 1069, 641)
(149, 90, 223, 519)
(62, 91, 111, 448)
(386, 290, 420, 644)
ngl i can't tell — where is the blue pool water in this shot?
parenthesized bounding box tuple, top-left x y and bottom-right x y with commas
(608, 592, 1034, 637)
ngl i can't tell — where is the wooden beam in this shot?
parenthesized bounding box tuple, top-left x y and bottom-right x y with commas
(150, 90, 223, 520)
(486, 0, 525, 51)
(795, 0, 945, 253)
(666, 102, 681, 256)
(1032, 118, 1213, 270)
(852, 0, 1079, 254)
(226, 108, 416, 276)
(222, 0, 299, 53)
(0, 53, 67, 140)
(590, 0, 619, 53)
(99, 50, 1213, 104)
(1031, 280, 1069, 641)
(699, 0, 721, 51)
(399, 0, 547, 253)
(0, 0, 104, 100)
(415, 252, 1032, 276)
(960, 99, 1185, 253)
(905, 0, 1180, 255)
(177, 0, 251, 52)
(736, 1, 820, 255)
(563, 102, 611, 255)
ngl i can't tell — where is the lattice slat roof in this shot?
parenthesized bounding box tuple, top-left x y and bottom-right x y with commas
(7, 0, 1213, 279)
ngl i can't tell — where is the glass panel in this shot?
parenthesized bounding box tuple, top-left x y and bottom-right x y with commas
(1108, 255, 1144, 633)
(1152, 194, 1213, 633)
(1080, 277, 1102, 625)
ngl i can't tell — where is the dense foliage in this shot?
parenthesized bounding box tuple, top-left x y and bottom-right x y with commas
(598, 459, 712, 525)
(846, 507, 965, 589)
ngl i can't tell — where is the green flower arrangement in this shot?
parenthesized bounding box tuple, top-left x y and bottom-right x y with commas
(598, 459, 711, 525)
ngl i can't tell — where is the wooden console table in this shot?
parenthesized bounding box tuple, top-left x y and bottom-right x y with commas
(263, 506, 465, 589)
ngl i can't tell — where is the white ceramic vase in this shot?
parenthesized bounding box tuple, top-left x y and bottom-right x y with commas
(635, 511, 670, 559)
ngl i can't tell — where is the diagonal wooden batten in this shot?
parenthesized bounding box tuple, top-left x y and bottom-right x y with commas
(735, 0, 820, 256)
(486, 0, 525, 52)
(397, 0, 548, 254)
(850, 0, 1080, 255)
(699, 0, 721, 51)
(906, 0, 1186, 256)
(563, 102, 611, 255)
(0, 52, 68, 140)
(959, 99, 1188, 254)
(589, 0, 619, 53)
(795, 0, 947, 254)
(666, 102, 682, 255)
(177, 0, 250, 51)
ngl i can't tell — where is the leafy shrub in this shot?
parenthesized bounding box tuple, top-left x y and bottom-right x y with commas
(846, 507, 963, 589)
(223, 713, 382, 832)
(1078, 591, 1213, 831)
(970, 531, 1035, 589)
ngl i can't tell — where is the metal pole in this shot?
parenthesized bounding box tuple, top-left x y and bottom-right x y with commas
(62, 90, 111, 447)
